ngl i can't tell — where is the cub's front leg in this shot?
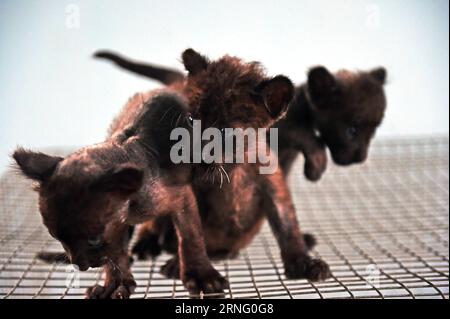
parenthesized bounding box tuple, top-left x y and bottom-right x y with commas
(279, 125, 327, 181)
(86, 223, 136, 299)
(170, 185, 229, 297)
(296, 128, 327, 182)
(262, 168, 331, 281)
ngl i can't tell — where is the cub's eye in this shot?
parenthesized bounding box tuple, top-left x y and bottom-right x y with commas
(187, 114, 194, 126)
(87, 236, 103, 248)
(346, 126, 357, 140)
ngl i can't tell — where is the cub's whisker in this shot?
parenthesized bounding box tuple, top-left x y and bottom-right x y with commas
(220, 165, 230, 184)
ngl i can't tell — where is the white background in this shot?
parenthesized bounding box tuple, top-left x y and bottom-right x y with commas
(0, 0, 448, 172)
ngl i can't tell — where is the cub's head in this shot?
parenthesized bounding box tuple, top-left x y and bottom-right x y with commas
(181, 48, 294, 131)
(306, 66, 387, 165)
(12, 147, 143, 270)
(176, 49, 294, 179)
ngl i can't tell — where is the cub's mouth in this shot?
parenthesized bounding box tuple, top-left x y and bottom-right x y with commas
(332, 156, 354, 166)
(331, 150, 367, 166)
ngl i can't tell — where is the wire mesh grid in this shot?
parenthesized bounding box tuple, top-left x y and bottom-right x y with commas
(0, 135, 448, 299)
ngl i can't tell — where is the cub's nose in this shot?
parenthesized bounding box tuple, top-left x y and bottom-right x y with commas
(76, 261, 89, 271)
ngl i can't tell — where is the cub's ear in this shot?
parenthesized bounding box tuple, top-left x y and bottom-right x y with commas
(256, 75, 294, 119)
(307, 66, 337, 97)
(12, 148, 63, 182)
(181, 48, 209, 76)
(369, 67, 387, 85)
(93, 164, 143, 197)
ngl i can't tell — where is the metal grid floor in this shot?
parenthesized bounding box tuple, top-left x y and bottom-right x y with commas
(0, 136, 448, 299)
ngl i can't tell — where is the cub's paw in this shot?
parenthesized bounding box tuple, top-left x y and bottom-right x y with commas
(160, 257, 180, 279)
(305, 259, 332, 281)
(85, 277, 136, 299)
(304, 150, 327, 182)
(284, 255, 331, 282)
(131, 233, 162, 260)
(182, 266, 229, 298)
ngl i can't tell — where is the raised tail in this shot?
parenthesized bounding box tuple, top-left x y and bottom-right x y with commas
(94, 50, 185, 85)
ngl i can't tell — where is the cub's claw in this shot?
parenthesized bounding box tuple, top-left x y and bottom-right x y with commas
(182, 267, 229, 298)
(85, 278, 136, 299)
(305, 259, 332, 281)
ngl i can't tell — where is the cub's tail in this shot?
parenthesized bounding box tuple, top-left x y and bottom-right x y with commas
(94, 50, 185, 85)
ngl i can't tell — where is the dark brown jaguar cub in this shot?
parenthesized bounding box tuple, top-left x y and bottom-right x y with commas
(276, 66, 387, 180)
(93, 53, 386, 277)
(13, 92, 221, 299)
(16, 48, 311, 298)
(96, 49, 332, 282)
